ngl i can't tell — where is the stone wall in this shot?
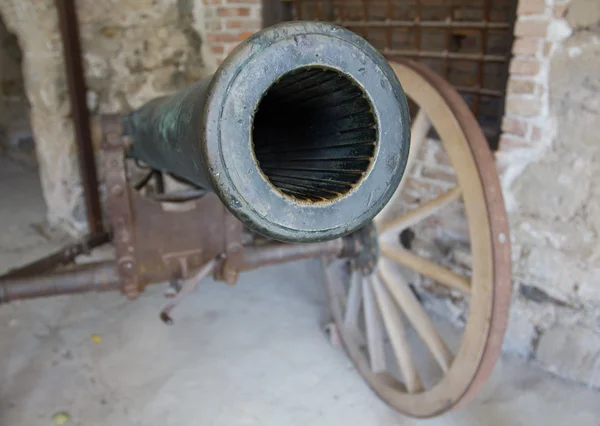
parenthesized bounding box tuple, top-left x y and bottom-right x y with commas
(0, 0, 260, 234)
(497, 0, 600, 387)
(0, 15, 33, 165)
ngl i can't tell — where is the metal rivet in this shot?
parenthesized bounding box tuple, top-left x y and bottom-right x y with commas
(111, 185, 124, 196)
(498, 233, 506, 244)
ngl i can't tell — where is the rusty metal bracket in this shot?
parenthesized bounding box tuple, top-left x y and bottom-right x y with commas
(102, 114, 139, 299)
(350, 222, 379, 275)
(214, 212, 244, 285)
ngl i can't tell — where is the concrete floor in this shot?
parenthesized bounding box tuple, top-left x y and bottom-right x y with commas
(1, 159, 599, 426)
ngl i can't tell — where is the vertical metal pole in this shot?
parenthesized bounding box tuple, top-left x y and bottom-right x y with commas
(294, 0, 303, 20)
(263, 0, 293, 27)
(414, 0, 422, 53)
(443, 0, 453, 80)
(385, 0, 392, 53)
(56, 0, 104, 235)
(474, 0, 491, 117)
(362, 0, 369, 40)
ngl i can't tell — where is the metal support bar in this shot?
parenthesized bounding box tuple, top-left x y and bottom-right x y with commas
(56, 0, 104, 235)
(0, 262, 120, 304)
(262, 0, 293, 27)
(384, 49, 506, 63)
(0, 232, 110, 279)
(337, 20, 511, 30)
(0, 231, 364, 303)
(240, 239, 346, 271)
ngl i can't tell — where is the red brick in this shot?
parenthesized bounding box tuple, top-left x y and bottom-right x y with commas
(512, 38, 540, 56)
(505, 96, 542, 117)
(217, 7, 251, 17)
(499, 135, 531, 150)
(211, 44, 225, 54)
(502, 117, 529, 137)
(517, 0, 546, 16)
(238, 31, 255, 41)
(206, 32, 244, 43)
(515, 20, 549, 38)
(507, 78, 537, 94)
(225, 19, 261, 30)
(509, 58, 541, 76)
(206, 21, 223, 31)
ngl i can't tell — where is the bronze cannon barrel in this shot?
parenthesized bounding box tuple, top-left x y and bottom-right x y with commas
(125, 22, 411, 242)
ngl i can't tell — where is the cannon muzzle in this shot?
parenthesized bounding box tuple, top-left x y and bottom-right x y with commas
(125, 22, 410, 242)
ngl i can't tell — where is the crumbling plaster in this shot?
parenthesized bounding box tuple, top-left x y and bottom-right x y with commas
(500, 0, 600, 386)
(0, 0, 216, 234)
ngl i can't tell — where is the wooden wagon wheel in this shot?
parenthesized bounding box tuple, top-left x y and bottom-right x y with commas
(322, 59, 512, 418)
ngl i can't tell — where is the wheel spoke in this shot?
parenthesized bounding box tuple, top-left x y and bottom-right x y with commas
(323, 261, 348, 319)
(375, 109, 431, 225)
(380, 242, 471, 294)
(344, 272, 362, 330)
(379, 186, 462, 236)
(370, 275, 424, 393)
(363, 277, 386, 373)
(379, 259, 453, 372)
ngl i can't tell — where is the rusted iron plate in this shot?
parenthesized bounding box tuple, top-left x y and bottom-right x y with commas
(102, 114, 139, 299)
(132, 192, 227, 287)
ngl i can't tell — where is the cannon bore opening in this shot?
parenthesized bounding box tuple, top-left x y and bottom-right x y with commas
(252, 67, 378, 202)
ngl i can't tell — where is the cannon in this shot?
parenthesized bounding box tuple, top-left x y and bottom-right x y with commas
(123, 21, 410, 243)
(0, 22, 511, 418)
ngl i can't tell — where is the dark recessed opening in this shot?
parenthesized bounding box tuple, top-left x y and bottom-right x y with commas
(252, 67, 378, 202)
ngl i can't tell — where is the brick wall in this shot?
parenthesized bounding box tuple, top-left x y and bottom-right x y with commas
(496, 0, 600, 387)
(497, 0, 570, 169)
(203, 0, 262, 64)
